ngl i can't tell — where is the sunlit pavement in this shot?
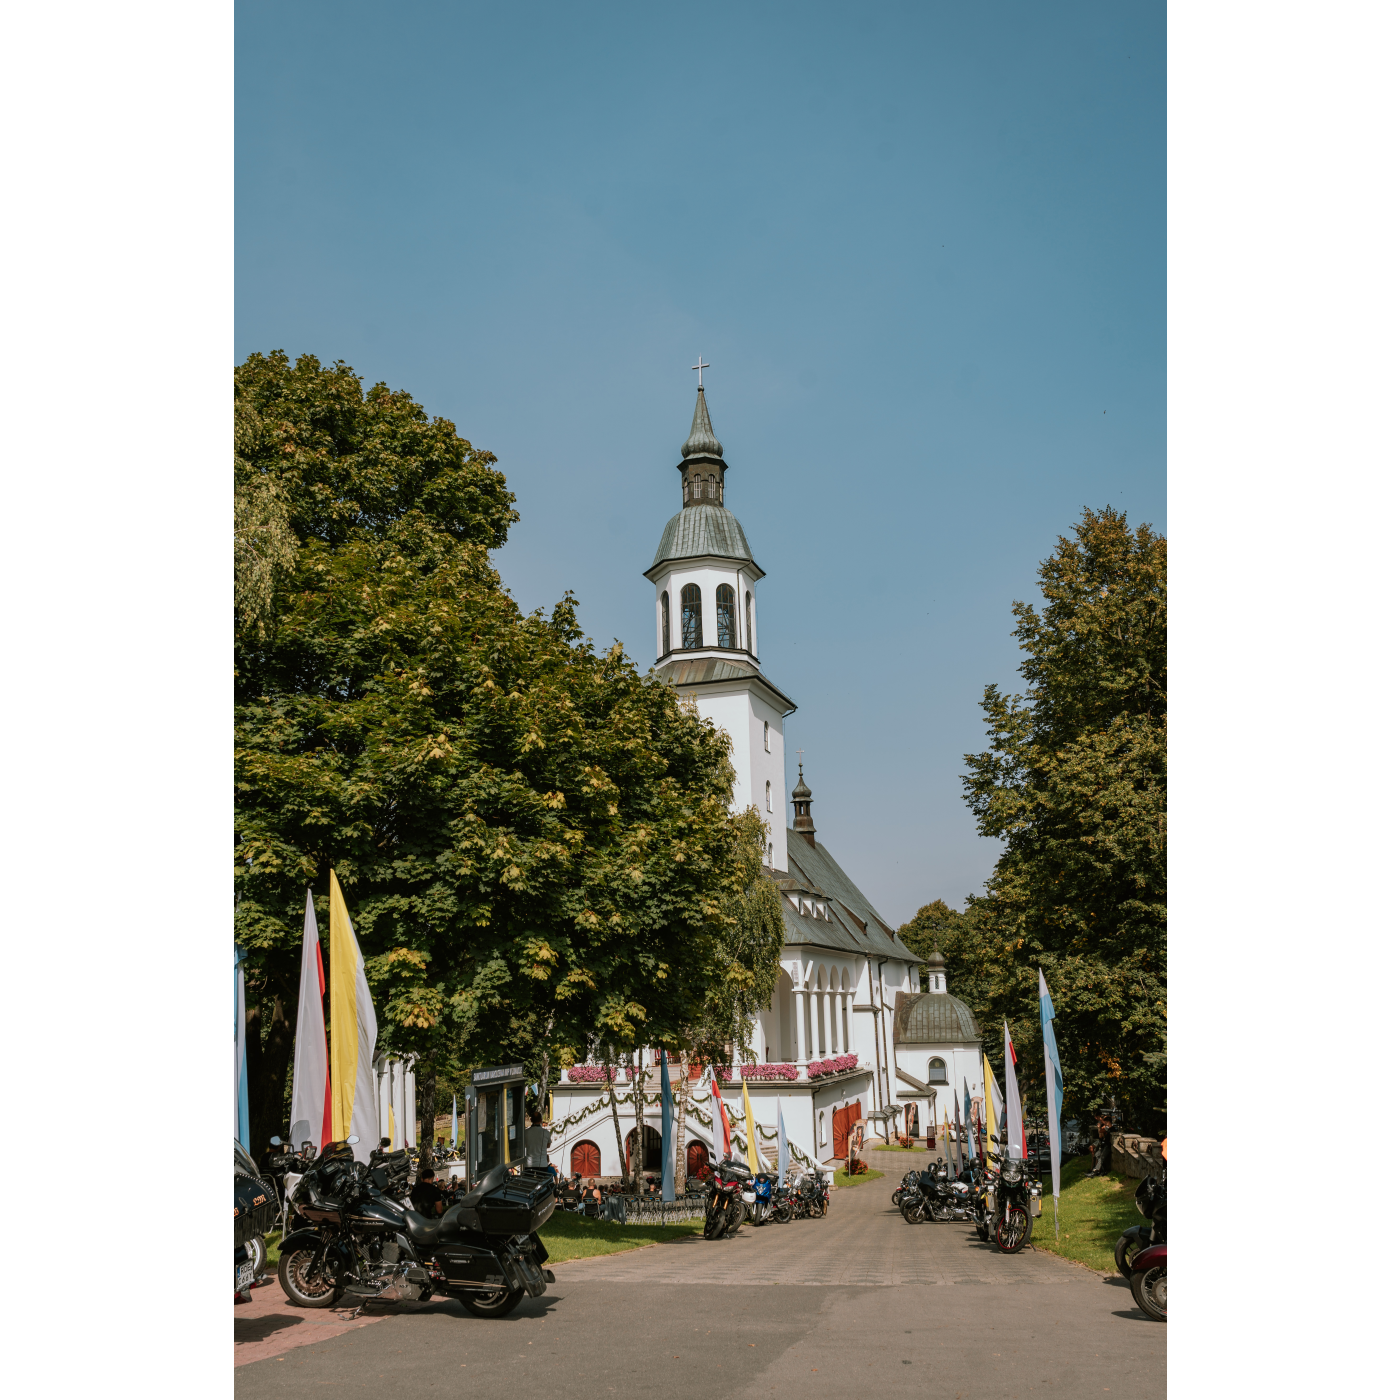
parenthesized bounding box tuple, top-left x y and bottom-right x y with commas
(235, 1167, 1165, 1397)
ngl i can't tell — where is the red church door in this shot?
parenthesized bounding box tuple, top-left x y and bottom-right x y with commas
(570, 1140, 601, 1177)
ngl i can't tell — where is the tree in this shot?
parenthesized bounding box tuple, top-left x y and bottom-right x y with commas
(234, 351, 770, 1145)
(896, 899, 976, 972)
(941, 507, 1166, 1132)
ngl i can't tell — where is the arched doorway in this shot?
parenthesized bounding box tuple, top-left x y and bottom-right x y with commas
(570, 1140, 601, 1177)
(686, 1141, 712, 1181)
(626, 1124, 663, 1175)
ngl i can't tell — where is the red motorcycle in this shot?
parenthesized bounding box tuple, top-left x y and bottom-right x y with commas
(1130, 1241, 1166, 1321)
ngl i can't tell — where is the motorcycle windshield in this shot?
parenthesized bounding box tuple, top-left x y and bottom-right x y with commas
(235, 1139, 261, 1178)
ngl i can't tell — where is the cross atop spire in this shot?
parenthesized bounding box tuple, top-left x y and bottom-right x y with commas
(691, 355, 709, 388)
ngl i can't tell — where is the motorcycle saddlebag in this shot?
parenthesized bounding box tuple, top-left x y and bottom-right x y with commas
(476, 1173, 555, 1237)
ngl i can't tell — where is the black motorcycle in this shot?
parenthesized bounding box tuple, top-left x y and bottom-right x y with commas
(987, 1156, 1039, 1254)
(277, 1137, 556, 1319)
(1115, 1166, 1166, 1277)
(892, 1168, 921, 1208)
(795, 1171, 830, 1219)
(235, 1148, 278, 1300)
(898, 1162, 978, 1224)
(702, 1160, 751, 1239)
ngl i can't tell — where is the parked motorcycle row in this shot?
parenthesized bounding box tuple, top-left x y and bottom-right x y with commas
(235, 1133, 558, 1319)
(701, 1159, 831, 1239)
(892, 1152, 1166, 1322)
(894, 1157, 1040, 1254)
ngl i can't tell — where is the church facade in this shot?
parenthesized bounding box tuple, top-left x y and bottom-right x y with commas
(547, 384, 982, 1181)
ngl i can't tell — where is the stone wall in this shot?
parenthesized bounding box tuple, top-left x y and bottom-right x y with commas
(1111, 1132, 1162, 1179)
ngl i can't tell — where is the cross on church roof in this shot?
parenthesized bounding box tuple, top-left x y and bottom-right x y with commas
(691, 355, 709, 388)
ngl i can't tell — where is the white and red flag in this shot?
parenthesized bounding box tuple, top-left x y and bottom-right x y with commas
(289, 889, 332, 1152)
(709, 1067, 732, 1159)
(1003, 1020, 1026, 1161)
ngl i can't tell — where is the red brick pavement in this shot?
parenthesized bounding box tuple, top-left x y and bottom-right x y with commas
(234, 1280, 389, 1367)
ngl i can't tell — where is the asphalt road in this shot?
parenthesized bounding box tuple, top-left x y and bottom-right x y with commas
(235, 1167, 1165, 1398)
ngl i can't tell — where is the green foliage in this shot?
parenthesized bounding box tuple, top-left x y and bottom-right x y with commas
(1030, 1155, 1142, 1274)
(234, 351, 773, 1132)
(832, 1167, 884, 1188)
(935, 508, 1166, 1131)
(895, 898, 976, 967)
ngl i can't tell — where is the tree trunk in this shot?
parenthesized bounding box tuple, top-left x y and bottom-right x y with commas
(244, 963, 295, 1158)
(632, 1049, 645, 1191)
(419, 1064, 438, 1164)
(603, 1048, 627, 1187)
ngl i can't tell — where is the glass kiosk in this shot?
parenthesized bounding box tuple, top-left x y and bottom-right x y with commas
(470, 1063, 526, 1185)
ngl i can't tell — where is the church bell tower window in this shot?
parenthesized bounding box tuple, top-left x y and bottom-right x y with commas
(661, 591, 670, 654)
(716, 584, 736, 649)
(680, 584, 702, 649)
(745, 591, 752, 651)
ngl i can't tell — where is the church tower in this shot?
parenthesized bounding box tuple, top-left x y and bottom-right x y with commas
(645, 380, 796, 872)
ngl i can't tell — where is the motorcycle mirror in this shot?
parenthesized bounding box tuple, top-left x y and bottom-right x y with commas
(347, 1135, 359, 1145)
(269, 1136, 282, 1146)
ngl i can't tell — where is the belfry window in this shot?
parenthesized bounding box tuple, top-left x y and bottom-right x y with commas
(928, 1058, 948, 1085)
(706, 473, 716, 499)
(680, 584, 702, 649)
(661, 591, 670, 654)
(745, 591, 752, 650)
(716, 584, 736, 648)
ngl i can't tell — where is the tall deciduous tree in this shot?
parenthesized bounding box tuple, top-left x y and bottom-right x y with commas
(234, 352, 771, 1144)
(936, 507, 1166, 1131)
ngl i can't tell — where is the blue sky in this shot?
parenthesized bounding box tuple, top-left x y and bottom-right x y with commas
(236, 1, 1165, 926)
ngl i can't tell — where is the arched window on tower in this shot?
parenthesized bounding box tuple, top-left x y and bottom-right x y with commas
(745, 591, 752, 650)
(661, 591, 670, 654)
(680, 584, 702, 649)
(765, 780, 772, 812)
(706, 473, 716, 499)
(928, 1058, 948, 1085)
(716, 584, 736, 648)
(763, 720, 770, 752)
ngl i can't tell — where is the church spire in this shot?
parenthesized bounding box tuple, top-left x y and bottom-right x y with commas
(677, 385, 727, 507)
(681, 385, 724, 462)
(792, 762, 816, 847)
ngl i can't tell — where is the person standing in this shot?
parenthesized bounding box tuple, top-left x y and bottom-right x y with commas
(523, 1110, 551, 1170)
(1087, 1110, 1112, 1176)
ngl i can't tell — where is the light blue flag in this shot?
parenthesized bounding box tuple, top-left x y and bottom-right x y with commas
(451, 1094, 458, 1151)
(776, 1100, 789, 1181)
(659, 1050, 675, 1202)
(235, 945, 250, 1150)
(1039, 968, 1065, 1234)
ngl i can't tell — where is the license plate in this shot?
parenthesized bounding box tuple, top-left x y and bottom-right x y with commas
(236, 1262, 256, 1292)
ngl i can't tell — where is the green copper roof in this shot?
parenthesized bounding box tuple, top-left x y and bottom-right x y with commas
(651, 505, 753, 566)
(895, 992, 980, 1044)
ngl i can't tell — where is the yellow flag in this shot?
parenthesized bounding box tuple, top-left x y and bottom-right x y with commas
(741, 1078, 760, 1173)
(388, 1102, 396, 1147)
(982, 1051, 1004, 1165)
(329, 870, 379, 1156)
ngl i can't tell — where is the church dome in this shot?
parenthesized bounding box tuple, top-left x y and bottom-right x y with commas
(652, 504, 754, 567)
(895, 992, 980, 1043)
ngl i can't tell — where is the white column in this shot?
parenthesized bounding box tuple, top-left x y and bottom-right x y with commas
(795, 983, 808, 1065)
(828, 990, 838, 1053)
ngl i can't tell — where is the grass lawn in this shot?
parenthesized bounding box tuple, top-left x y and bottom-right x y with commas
(537, 1210, 704, 1262)
(1030, 1156, 1141, 1274)
(832, 1167, 884, 1188)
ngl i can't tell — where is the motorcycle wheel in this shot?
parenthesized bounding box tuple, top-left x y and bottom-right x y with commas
(900, 1199, 924, 1225)
(725, 1201, 744, 1236)
(1115, 1227, 1150, 1280)
(703, 1212, 727, 1240)
(975, 1222, 990, 1242)
(461, 1286, 525, 1319)
(1131, 1264, 1166, 1322)
(244, 1233, 268, 1278)
(774, 1202, 792, 1224)
(995, 1206, 1031, 1254)
(892, 1191, 904, 1207)
(277, 1248, 341, 1309)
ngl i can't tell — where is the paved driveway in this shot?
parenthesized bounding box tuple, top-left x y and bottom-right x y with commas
(235, 1166, 1165, 1398)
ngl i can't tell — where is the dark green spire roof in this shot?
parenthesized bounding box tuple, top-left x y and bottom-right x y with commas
(681, 386, 724, 461)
